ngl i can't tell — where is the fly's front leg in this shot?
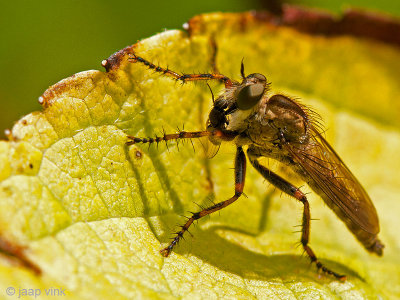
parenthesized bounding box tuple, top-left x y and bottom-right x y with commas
(160, 146, 246, 257)
(247, 148, 346, 280)
(126, 129, 238, 146)
(129, 53, 233, 87)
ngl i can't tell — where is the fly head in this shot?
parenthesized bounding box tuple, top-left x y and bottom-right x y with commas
(235, 73, 269, 110)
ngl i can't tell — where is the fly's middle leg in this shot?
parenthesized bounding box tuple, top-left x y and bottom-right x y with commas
(160, 146, 246, 257)
(247, 148, 346, 280)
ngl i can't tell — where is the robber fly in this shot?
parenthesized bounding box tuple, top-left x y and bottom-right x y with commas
(127, 53, 384, 280)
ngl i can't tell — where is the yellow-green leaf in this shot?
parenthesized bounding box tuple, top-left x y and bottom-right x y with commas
(1, 10, 400, 299)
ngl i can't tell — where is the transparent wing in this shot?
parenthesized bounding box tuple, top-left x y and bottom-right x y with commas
(284, 128, 379, 234)
(197, 135, 221, 159)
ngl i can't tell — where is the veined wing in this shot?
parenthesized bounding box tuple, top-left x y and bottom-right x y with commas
(284, 127, 379, 234)
(197, 135, 221, 159)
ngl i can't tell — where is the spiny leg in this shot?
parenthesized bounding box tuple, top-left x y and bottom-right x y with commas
(126, 129, 238, 146)
(129, 53, 233, 87)
(247, 148, 346, 280)
(160, 146, 246, 257)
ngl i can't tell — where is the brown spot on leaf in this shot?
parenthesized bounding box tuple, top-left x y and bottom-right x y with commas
(0, 236, 41, 275)
(185, 7, 400, 47)
(102, 45, 135, 72)
(184, 15, 205, 37)
(254, 5, 400, 47)
(38, 73, 85, 108)
(135, 150, 143, 160)
(238, 14, 247, 32)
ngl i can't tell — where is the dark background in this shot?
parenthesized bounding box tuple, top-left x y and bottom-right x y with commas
(1, 0, 399, 139)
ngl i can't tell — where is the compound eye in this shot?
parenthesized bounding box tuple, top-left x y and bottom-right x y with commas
(236, 83, 264, 110)
(252, 73, 266, 82)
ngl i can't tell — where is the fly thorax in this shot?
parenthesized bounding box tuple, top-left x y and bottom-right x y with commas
(227, 108, 254, 132)
(264, 94, 310, 143)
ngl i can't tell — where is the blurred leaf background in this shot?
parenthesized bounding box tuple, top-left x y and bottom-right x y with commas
(0, 0, 399, 139)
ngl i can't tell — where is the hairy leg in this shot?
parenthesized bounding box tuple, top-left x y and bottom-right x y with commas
(248, 148, 346, 280)
(160, 146, 246, 256)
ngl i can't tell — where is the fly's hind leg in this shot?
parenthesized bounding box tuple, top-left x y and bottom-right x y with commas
(247, 148, 346, 280)
(160, 146, 246, 257)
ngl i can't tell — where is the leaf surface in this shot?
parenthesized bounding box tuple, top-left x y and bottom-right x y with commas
(1, 9, 400, 299)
